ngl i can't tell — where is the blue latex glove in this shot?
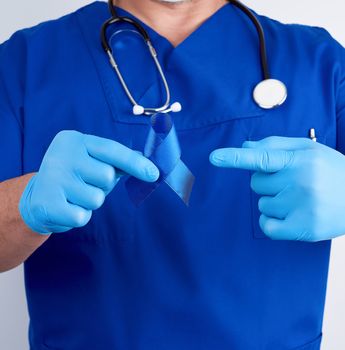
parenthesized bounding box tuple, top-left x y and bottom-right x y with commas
(210, 136, 345, 242)
(19, 130, 160, 235)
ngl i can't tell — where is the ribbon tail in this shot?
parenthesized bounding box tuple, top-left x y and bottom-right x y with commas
(125, 177, 160, 207)
(165, 161, 195, 206)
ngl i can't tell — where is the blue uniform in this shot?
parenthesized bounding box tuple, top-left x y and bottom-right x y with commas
(1, 1, 345, 349)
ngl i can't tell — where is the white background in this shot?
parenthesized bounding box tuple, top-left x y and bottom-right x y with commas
(0, 1, 345, 349)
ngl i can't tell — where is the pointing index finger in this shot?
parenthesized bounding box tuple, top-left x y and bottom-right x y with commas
(210, 147, 295, 173)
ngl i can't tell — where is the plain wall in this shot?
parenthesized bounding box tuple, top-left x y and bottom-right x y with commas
(0, 1, 344, 349)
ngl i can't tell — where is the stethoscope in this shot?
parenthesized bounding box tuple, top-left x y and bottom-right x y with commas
(101, 0, 288, 116)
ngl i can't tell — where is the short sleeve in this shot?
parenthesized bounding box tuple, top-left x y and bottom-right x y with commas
(0, 32, 26, 182)
(335, 36, 345, 154)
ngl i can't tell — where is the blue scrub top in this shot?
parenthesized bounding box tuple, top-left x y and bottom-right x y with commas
(1, 2, 345, 349)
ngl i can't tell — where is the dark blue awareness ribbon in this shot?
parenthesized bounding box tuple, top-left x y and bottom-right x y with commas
(125, 113, 195, 207)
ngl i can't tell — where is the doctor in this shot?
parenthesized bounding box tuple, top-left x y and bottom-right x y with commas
(0, 0, 345, 349)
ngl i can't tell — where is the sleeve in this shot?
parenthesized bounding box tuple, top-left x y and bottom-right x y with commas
(0, 31, 26, 182)
(335, 36, 345, 154)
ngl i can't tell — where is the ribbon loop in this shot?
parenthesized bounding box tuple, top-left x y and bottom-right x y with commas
(125, 113, 195, 207)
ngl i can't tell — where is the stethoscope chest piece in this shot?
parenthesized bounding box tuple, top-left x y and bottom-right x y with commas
(253, 79, 287, 109)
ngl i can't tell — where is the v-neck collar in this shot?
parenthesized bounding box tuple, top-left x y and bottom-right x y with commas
(75, 1, 265, 130)
(114, 2, 231, 51)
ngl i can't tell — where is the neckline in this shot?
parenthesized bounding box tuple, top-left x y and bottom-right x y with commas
(76, 1, 266, 130)
(113, 3, 232, 51)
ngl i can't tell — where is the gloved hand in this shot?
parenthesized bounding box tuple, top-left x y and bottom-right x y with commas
(209, 136, 345, 242)
(19, 130, 160, 235)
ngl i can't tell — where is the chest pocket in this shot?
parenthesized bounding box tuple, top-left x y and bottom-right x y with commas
(244, 119, 330, 240)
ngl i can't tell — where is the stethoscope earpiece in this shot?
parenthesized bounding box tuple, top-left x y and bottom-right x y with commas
(132, 102, 182, 115)
(133, 105, 145, 116)
(170, 102, 182, 113)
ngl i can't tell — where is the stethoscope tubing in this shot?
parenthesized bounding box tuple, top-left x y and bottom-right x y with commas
(101, 15, 172, 115)
(103, 0, 270, 79)
(228, 0, 270, 80)
(101, 0, 287, 114)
